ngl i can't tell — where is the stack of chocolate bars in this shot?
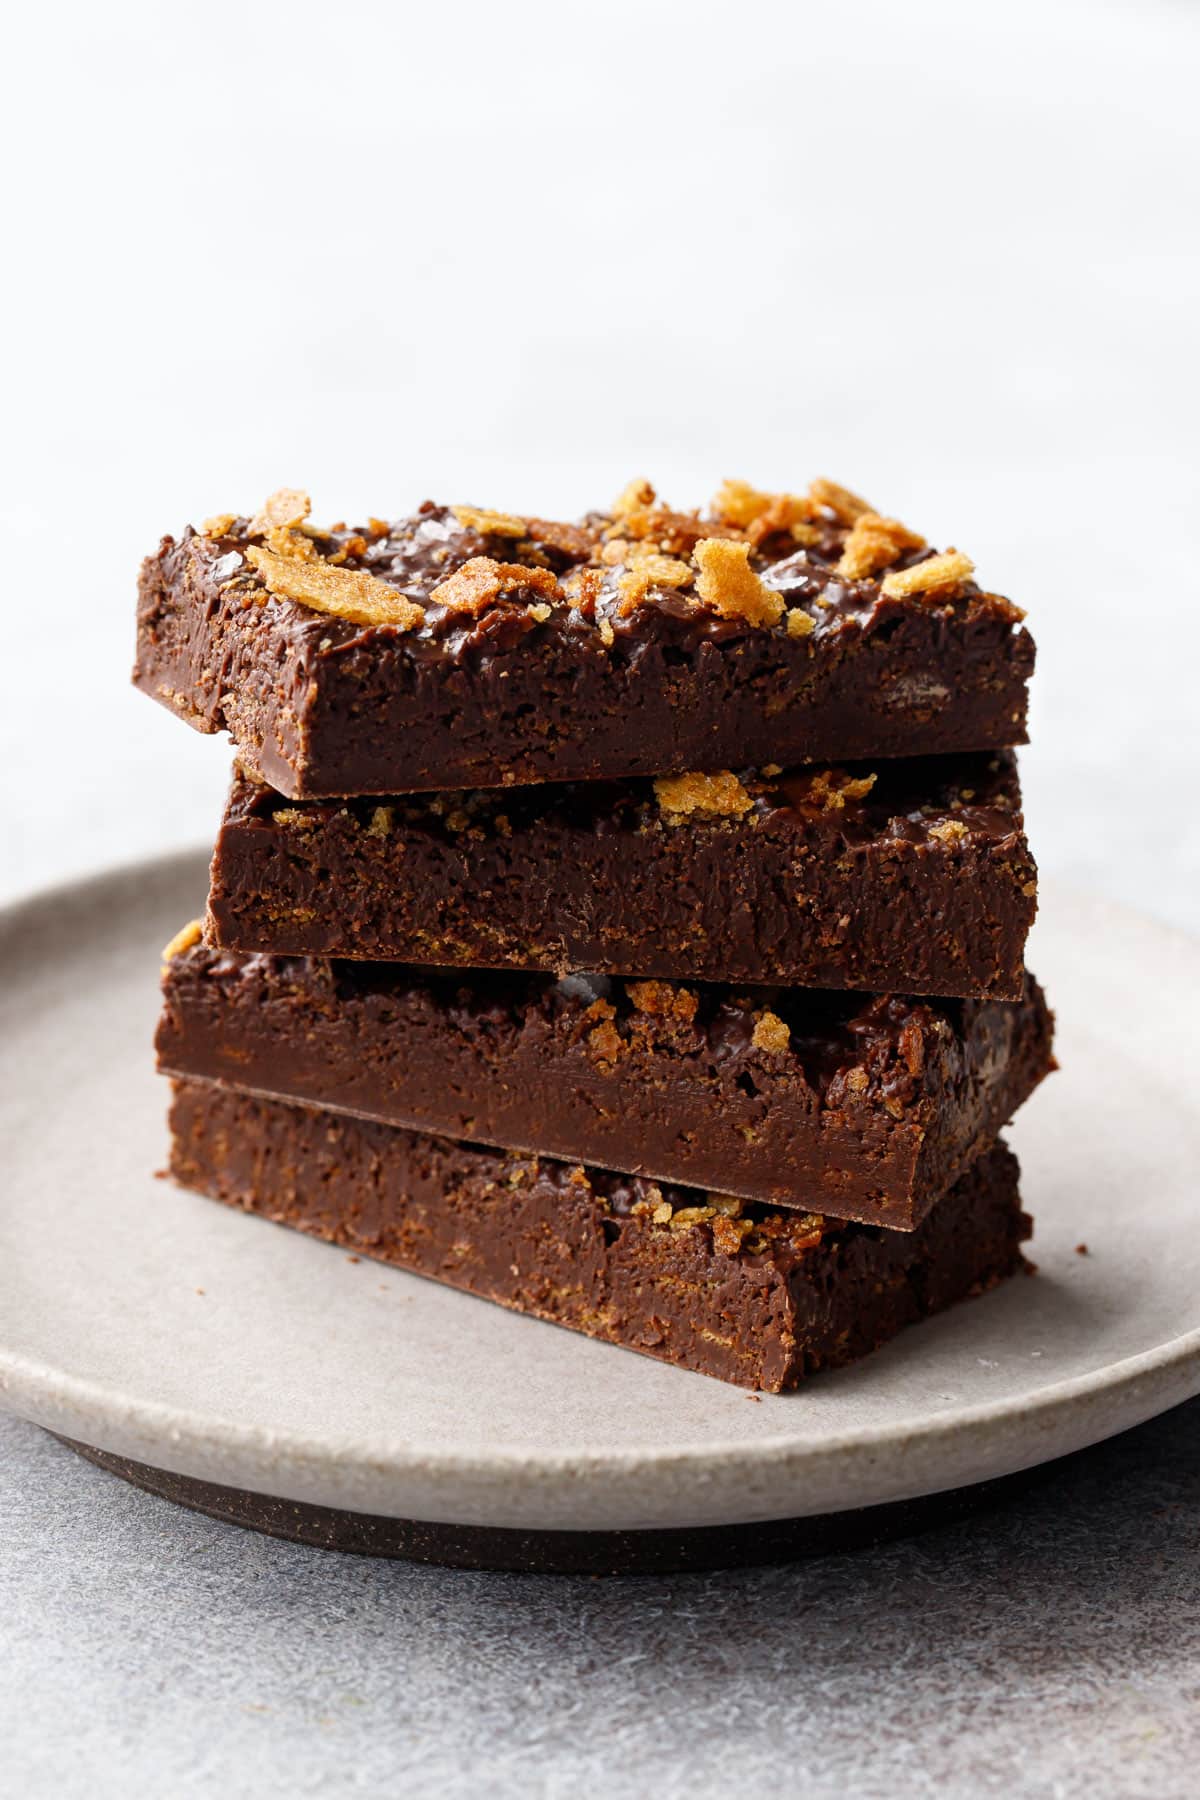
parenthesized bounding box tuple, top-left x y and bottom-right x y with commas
(136, 477, 1053, 1391)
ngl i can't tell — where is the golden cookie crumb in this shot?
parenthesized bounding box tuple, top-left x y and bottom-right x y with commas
(835, 513, 927, 581)
(614, 508, 716, 556)
(528, 602, 552, 622)
(710, 480, 816, 537)
(669, 1205, 718, 1230)
(246, 545, 425, 631)
(583, 999, 623, 1064)
(161, 919, 204, 966)
(264, 524, 318, 562)
(627, 980, 700, 1025)
(786, 607, 814, 639)
(651, 1199, 674, 1224)
(807, 770, 877, 810)
(712, 1213, 756, 1255)
(808, 477, 874, 523)
(201, 513, 236, 538)
(881, 549, 975, 598)
(430, 557, 559, 615)
(249, 488, 312, 535)
(693, 538, 784, 628)
(710, 479, 775, 528)
(598, 617, 615, 647)
(616, 551, 695, 614)
(929, 817, 970, 845)
(563, 567, 604, 613)
(366, 806, 394, 838)
(751, 1010, 791, 1054)
(451, 505, 527, 538)
(611, 477, 657, 517)
(654, 770, 754, 821)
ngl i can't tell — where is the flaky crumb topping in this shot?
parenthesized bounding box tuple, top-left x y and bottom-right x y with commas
(249, 488, 313, 536)
(653, 770, 755, 821)
(451, 504, 527, 538)
(808, 477, 874, 524)
(616, 550, 695, 615)
(627, 980, 700, 1025)
(928, 817, 970, 845)
(245, 546, 426, 631)
(198, 479, 1001, 638)
(693, 538, 784, 627)
(801, 770, 878, 811)
(835, 513, 927, 581)
(161, 918, 204, 966)
(751, 1011, 791, 1053)
(881, 548, 975, 598)
(430, 556, 560, 615)
(611, 477, 657, 517)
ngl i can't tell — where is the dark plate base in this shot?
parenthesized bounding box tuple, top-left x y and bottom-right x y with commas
(55, 1434, 1050, 1574)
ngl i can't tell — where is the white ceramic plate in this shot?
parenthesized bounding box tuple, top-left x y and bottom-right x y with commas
(1, 854, 1197, 1532)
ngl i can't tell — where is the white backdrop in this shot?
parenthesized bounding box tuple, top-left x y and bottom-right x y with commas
(2, 0, 1197, 926)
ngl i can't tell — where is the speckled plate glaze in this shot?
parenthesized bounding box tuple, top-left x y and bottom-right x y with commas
(1, 854, 1198, 1535)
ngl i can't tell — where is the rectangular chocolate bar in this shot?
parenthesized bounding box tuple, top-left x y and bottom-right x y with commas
(167, 1079, 1031, 1391)
(158, 937, 1054, 1230)
(134, 480, 1034, 797)
(208, 752, 1037, 999)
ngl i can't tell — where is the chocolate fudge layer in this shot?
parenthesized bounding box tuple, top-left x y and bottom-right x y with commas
(134, 480, 1033, 797)
(158, 935, 1054, 1228)
(167, 1080, 1031, 1392)
(208, 752, 1037, 1000)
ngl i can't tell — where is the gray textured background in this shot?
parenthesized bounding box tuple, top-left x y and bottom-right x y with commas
(3, 1401, 1197, 1798)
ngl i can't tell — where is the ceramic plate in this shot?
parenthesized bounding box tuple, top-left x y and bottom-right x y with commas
(0, 854, 1197, 1531)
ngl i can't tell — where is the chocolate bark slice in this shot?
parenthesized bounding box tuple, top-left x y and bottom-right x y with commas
(207, 752, 1037, 1000)
(166, 1079, 1031, 1393)
(158, 939, 1053, 1229)
(134, 483, 1033, 798)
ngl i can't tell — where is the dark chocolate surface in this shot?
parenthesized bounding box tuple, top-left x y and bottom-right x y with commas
(158, 941, 1054, 1228)
(167, 1080, 1030, 1392)
(134, 496, 1034, 796)
(208, 752, 1038, 999)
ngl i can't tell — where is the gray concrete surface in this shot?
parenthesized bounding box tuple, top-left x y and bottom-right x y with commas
(2, 1400, 1197, 1798)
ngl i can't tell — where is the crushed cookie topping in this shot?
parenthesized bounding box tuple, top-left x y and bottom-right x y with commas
(710, 479, 779, 528)
(611, 477, 657, 517)
(430, 556, 560, 615)
(710, 479, 819, 547)
(796, 769, 878, 811)
(563, 567, 604, 612)
(808, 477, 874, 524)
(524, 517, 597, 560)
(245, 545, 426, 631)
(249, 488, 313, 536)
(450, 504, 527, 538)
(161, 918, 204, 965)
(201, 513, 237, 539)
(262, 524, 318, 563)
(627, 980, 700, 1025)
(751, 1011, 791, 1053)
(881, 548, 975, 598)
(583, 998, 623, 1064)
(693, 538, 784, 628)
(786, 607, 815, 639)
(615, 550, 695, 615)
(613, 508, 718, 557)
(654, 770, 754, 822)
(928, 817, 970, 845)
(835, 513, 927, 581)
